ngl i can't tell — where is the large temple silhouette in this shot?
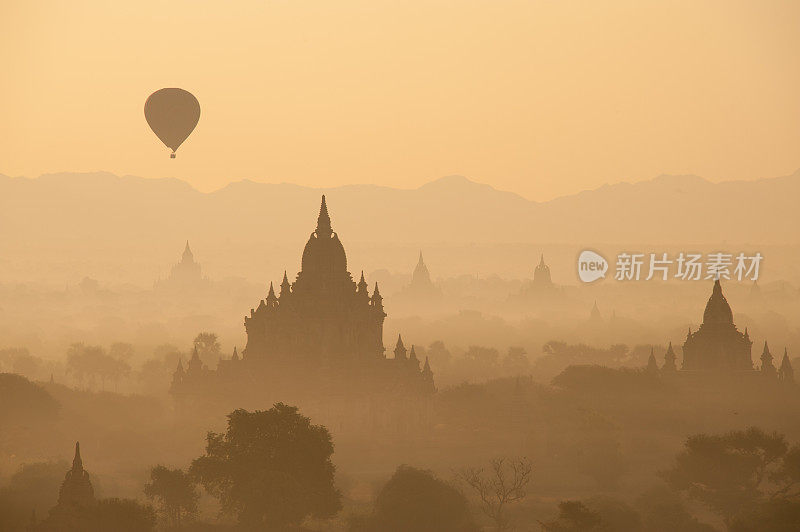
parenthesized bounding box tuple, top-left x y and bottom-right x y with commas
(397, 251, 441, 300)
(512, 253, 562, 302)
(654, 280, 793, 381)
(171, 197, 435, 427)
(682, 279, 753, 370)
(155, 241, 208, 289)
(34, 442, 96, 530)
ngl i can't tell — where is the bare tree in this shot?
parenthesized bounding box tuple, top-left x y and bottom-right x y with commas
(456, 457, 533, 531)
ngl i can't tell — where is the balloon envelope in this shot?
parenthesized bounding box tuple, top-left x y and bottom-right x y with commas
(144, 88, 200, 156)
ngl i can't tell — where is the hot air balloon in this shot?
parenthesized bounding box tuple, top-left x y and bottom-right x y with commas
(144, 88, 200, 158)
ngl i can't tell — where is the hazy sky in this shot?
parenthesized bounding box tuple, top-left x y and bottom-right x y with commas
(2, 1, 799, 200)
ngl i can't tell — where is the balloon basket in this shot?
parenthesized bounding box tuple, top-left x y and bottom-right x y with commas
(170, 152, 176, 159)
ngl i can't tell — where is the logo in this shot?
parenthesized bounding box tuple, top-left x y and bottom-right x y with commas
(578, 250, 609, 283)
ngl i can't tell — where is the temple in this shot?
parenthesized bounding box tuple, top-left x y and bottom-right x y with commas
(397, 251, 441, 301)
(682, 280, 753, 371)
(648, 280, 794, 383)
(532, 254, 553, 288)
(57, 442, 94, 509)
(171, 197, 435, 425)
(513, 253, 561, 302)
(156, 241, 206, 289)
(243, 196, 388, 365)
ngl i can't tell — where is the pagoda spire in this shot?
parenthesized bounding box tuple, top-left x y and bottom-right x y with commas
(58, 441, 94, 508)
(280, 271, 291, 297)
(371, 282, 384, 309)
(663, 342, 677, 371)
(182, 240, 194, 263)
(421, 356, 436, 391)
(394, 334, 407, 360)
(761, 340, 776, 376)
(232, 347, 239, 361)
(316, 195, 333, 237)
(779, 348, 794, 382)
(357, 270, 369, 298)
(72, 442, 83, 472)
(187, 345, 203, 374)
(590, 300, 601, 321)
(646, 347, 659, 373)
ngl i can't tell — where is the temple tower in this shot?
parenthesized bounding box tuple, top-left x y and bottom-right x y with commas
(57, 442, 94, 509)
(681, 280, 753, 371)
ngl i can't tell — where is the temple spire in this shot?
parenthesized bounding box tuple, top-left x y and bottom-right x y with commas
(371, 282, 384, 309)
(280, 271, 291, 298)
(182, 240, 194, 263)
(316, 195, 333, 237)
(646, 347, 659, 373)
(780, 348, 794, 382)
(72, 442, 83, 472)
(663, 341, 677, 371)
(357, 270, 369, 296)
(394, 334, 407, 360)
(761, 340, 776, 376)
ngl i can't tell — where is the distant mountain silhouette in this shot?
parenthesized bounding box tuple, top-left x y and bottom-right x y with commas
(2, 170, 797, 250)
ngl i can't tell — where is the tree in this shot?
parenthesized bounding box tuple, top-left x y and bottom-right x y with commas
(10, 352, 44, 380)
(456, 457, 532, 531)
(635, 485, 716, 532)
(193, 333, 221, 363)
(502, 347, 529, 376)
(0, 460, 69, 531)
(540, 497, 645, 532)
(427, 341, 452, 368)
(190, 404, 341, 530)
(109, 343, 135, 361)
(539, 501, 603, 531)
(144, 466, 198, 528)
(663, 427, 798, 523)
(137, 345, 183, 395)
(66, 343, 92, 387)
(37, 498, 156, 532)
(0, 373, 60, 427)
(728, 498, 800, 531)
(65, 344, 130, 391)
(89, 498, 156, 532)
(354, 465, 478, 532)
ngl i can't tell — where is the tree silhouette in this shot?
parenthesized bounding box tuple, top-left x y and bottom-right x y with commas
(539, 500, 603, 531)
(190, 404, 341, 530)
(0, 373, 59, 426)
(502, 347, 530, 376)
(353, 465, 478, 532)
(663, 427, 799, 523)
(89, 498, 156, 532)
(143, 466, 198, 528)
(193, 332, 221, 362)
(0, 460, 69, 531)
(456, 457, 532, 531)
(65, 344, 130, 391)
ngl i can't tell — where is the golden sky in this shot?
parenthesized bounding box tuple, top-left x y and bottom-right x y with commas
(2, 0, 799, 200)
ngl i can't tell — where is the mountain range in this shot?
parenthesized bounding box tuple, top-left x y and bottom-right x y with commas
(1, 170, 797, 284)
